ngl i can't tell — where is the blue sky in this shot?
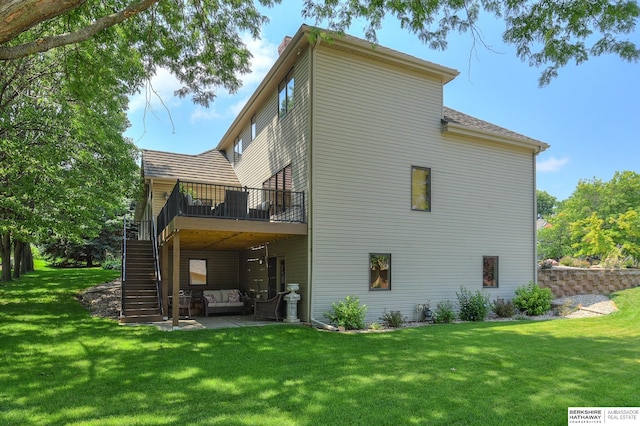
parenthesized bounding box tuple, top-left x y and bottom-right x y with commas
(124, 1, 640, 201)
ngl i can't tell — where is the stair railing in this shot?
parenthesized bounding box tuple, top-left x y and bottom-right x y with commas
(121, 215, 128, 316)
(151, 218, 163, 316)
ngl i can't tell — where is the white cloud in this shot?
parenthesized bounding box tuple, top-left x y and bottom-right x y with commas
(190, 107, 221, 123)
(128, 68, 183, 113)
(537, 156, 570, 172)
(128, 33, 278, 121)
(239, 34, 278, 88)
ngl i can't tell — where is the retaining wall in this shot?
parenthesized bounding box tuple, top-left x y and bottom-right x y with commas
(538, 268, 640, 298)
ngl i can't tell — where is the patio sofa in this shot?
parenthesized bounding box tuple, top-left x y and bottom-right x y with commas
(202, 289, 246, 316)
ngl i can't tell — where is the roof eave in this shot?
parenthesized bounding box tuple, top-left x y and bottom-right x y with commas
(442, 121, 550, 153)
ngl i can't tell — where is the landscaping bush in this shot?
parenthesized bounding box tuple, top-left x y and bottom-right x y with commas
(367, 321, 382, 330)
(559, 256, 590, 268)
(456, 287, 490, 322)
(433, 300, 455, 324)
(380, 310, 405, 328)
(101, 258, 121, 270)
(324, 295, 368, 330)
(492, 298, 516, 318)
(513, 281, 553, 316)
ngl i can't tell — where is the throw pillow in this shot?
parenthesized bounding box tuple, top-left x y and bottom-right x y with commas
(228, 290, 241, 303)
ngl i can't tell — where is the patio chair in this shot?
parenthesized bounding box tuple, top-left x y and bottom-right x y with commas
(254, 291, 286, 321)
(170, 290, 192, 318)
(223, 189, 248, 219)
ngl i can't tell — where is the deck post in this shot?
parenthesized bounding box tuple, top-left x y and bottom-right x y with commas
(161, 241, 169, 320)
(172, 230, 181, 327)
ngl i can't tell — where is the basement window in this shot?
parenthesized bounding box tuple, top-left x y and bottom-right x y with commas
(370, 254, 391, 290)
(483, 256, 498, 288)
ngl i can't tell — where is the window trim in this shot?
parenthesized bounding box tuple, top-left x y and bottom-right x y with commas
(411, 166, 431, 212)
(369, 253, 391, 291)
(482, 256, 499, 288)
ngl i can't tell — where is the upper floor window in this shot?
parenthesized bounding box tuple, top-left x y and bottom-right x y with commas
(251, 115, 257, 140)
(278, 69, 295, 118)
(411, 166, 431, 211)
(234, 136, 243, 163)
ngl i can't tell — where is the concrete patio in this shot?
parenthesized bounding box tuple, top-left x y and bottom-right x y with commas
(123, 314, 289, 331)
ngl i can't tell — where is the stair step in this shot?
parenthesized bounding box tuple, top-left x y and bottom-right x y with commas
(124, 290, 157, 297)
(121, 238, 161, 322)
(119, 315, 164, 324)
(125, 294, 157, 301)
(124, 307, 160, 316)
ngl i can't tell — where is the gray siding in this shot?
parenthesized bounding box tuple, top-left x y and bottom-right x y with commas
(240, 235, 309, 321)
(234, 49, 310, 201)
(310, 46, 535, 322)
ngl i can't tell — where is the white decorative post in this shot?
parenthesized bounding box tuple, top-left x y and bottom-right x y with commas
(284, 283, 301, 323)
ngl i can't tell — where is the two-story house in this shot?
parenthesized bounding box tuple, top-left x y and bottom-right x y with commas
(129, 24, 549, 326)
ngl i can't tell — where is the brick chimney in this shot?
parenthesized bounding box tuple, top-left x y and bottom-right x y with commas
(278, 36, 292, 55)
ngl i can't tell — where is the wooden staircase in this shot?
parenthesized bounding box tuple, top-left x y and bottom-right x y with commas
(120, 240, 163, 323)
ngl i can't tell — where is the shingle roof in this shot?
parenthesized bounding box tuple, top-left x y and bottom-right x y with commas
(443, 107, 543, 144)
(141, 149, 240, 186)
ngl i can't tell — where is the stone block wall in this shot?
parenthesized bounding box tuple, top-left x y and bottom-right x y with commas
(538, 268, 640, 298)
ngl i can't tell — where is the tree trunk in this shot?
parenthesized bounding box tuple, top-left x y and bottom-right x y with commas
(13, 239, 23, 279)
(0, 232, 12, 282)
(86, 254, 93, 267)
(22, 242, 33, 273)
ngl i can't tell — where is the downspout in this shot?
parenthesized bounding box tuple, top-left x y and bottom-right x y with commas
(533, 146, 542, 284)
(308, 36, 321, 326)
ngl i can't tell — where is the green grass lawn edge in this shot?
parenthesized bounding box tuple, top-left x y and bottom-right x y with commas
(1, 264, 638, 425)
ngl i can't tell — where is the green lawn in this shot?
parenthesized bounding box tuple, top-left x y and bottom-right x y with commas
(1, 264, 638, 425)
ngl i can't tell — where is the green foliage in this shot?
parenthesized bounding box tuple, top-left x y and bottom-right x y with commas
(559, 256, 591, 268)
(433, 300, 455, 324)
(537, 223, 572, 260)
(1, 1, 276, 107)
(324, 295, 368, 330)
(367, 321, 383, 330)
(303, 1, 640, 86)
(380, 310, 405, 328)
(492, 298, 516, 318)
(456, 287, 490, 322)
(538, 171, 640, 264)
(537, 190, 558, 218)
(101, 258, 121, 271)
(40, 215, 125, 267)
(513, 282, 553, 316)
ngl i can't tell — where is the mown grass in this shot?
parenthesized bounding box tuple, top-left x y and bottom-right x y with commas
(1, 263, 638, 425)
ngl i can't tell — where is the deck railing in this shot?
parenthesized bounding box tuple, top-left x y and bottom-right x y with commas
(157, 180, 306, 235)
